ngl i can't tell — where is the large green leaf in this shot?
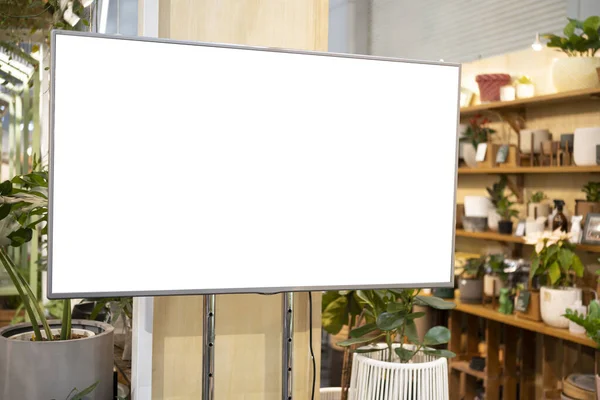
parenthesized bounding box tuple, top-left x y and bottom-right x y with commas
(322, 291, 341, 312)
(376, 311, 404, 331)
(530, 257, 540, 278)
(7, 227, 33, 247)
(572, 255, 584, 277)
(0, 180, 11, 195)
(583, 15, 600, 32)
(321, 295, 348, 335)
(349, 322, 377, 339)
(548, 261, 561, 285)
(356, 290, 374, 308)
(564, 20, 576, 36)
(404, 320, 420, 344)
(423, 326, 451, 346)
(415, 295, 456, 310)
(395, 346, 415, 363)
(354, 346, 386, 354)
(387, 302, 407, 313)
(68, 381, 99, 400)
(337, 333, 384, 347)
(423, 348, 456, 358)
(558, 248, 574, 272)
(406, 312, 426, 320)
(0, 204, 11, 220)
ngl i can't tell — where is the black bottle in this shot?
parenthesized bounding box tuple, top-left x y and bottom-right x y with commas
(552, 199, 568, 232)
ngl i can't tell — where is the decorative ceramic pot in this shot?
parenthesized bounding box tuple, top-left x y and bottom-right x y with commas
(528, 203, 550, 220)
(540, 286, 582, 329)
(459, 278, 483, 303)
(462, 143, 478, 168)
(552, 57, 600, 92)
(483, 274, 504, 297)
(519, 129, 551, 154)
(574, 127, 600, 166)
(498, 220, 513, 234)
(464, 196, 492, 217)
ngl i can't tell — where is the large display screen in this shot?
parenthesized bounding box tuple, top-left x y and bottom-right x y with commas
(49, 31, 460, 297)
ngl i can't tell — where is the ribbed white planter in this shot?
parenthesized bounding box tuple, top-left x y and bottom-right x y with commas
(0, 320, 114, 399)
(552, 57, 600, 92)
(320, 387, 342, 400)
(349, 343, 449, 400)
(574, 126, 600, 166)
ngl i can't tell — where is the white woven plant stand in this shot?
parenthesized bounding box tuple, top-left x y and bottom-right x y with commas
(349, 343, 449, 400)
(320, 387, 342, 400)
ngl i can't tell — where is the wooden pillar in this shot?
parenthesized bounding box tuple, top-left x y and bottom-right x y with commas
(149, 1, 328, 399)
(485, 320, 501, 400)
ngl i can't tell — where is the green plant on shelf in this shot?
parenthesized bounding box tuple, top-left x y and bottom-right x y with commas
(486, 254, 508, 282)
(334, 289, 456, 363)
(528, 191, 548, 204)
(527, 229, 584, 287)
(461, 256, 486, 280)
(583, 181, 600, 202)
(517, 76, 533, 85)
(496, 197, 519, 222)
(564, 300, 600, 346)
(543, 16, 600, 57)
(461, 114, 496, 150)
(486, 175, 509, 208)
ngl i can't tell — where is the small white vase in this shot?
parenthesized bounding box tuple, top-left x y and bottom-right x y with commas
(528, 203, 550, 220)
(464, 196, 492, 217)
(483, 274, 504, 297)
(552, 57, 600, 92)
(574, 126, 600, 166)
(519, 129, 551, 154)
(462, 142, 477, 168)
(540, 286, 582, 329)
(516, 83, 535, 99)
(487, 209, 501, 231)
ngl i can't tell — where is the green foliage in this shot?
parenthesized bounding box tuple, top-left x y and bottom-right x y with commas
(529, 191, 548, 204)
(461, 256, 486, 280)
(486, 175, 508, 208)
(486, 254, 508, 281)
(564, 300, 600, 346)
(487, 175, 518, 221)
(496, 197, 519, 221)
(322, 290, 363, 335)
(529, 233, 584, 287)
(460, 114, 496, 149)
(583, 181, 600, 202)
(336, 289, 456, 363)
(63, 381, 99, 400)
(542, 16, 600, 57)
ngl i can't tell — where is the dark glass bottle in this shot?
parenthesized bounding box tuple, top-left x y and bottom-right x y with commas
(552, 199, 568, 232)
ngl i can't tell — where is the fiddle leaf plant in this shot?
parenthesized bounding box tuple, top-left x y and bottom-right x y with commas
(337, 289, 456, 363)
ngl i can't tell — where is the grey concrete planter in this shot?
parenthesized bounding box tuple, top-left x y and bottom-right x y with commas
(0, 319, 114, 400)
(459, 278, 483, 304)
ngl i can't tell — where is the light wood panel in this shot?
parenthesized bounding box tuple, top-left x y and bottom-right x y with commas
(151, 0, 327, 399)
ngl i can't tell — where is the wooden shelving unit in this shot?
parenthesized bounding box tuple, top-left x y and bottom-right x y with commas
(455, 229, 600, 253)
(450, 360, 487, 380)
(458, 166, 600, 175)
(460, 87, 600, 114)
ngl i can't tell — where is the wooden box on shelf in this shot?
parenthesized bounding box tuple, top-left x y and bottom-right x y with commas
(493, 144, 518, 168)
(515, 289, 541, 322)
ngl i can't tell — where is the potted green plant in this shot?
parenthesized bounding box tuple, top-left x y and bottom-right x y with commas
(576, 181, 600, 223)
(528, 191, 550, 220)
(0, 169, 114, 399)
(458, 256, 486, 303)
(460, 114, 496, 168)
(337, 290, 456, 399)
(543, 16, 600, 91)
(527, 229, 585, 328)
(496, 196, 519, 234)
(483, 254, 508, 298)
(486, 175, 509, 231)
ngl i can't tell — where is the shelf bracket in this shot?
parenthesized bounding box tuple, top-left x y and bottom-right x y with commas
(506, 175, 524, 204)
(498, 112, 523, 136)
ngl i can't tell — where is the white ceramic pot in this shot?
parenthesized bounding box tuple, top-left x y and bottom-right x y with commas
(540, 286, 582, 329)
(464, 196, 492, 217)
(483, 274, 504, 297)
(487, 209, 501, 231)
(574, 126, 600, 166)
(519, 129, 551, 154)
(462, 142, 477, 168)
(516, 83, 535, 99)
(552, 57, 600, 92)
(528, 203, 550, 220)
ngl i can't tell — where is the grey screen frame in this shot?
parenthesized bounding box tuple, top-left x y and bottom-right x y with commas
(48, 30, 461, 298)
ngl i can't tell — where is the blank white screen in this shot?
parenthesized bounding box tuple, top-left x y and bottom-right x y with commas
(50, 32, 460, 297)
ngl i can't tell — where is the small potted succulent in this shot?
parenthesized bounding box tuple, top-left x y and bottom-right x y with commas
(527, 229, 585, 328)
(576, 181, 600, 223)
(528, 191, 550, 220)
(484, 254, 508, 298)
(516, 75, 535, 99)
(460, 114, 496, 168)
(459, 256, 486, 303)
(543, 16, 600, 91)
(496, 195, 519, 234)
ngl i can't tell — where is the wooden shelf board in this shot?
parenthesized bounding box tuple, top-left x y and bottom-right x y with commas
(458, 166, 600, 175)
(455, 229, 600, 253)
(450, 360, 487, 380)
(449, 299, 597, 348)
(460, 87, 600, 114)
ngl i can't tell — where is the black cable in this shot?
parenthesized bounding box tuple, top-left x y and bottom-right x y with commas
(308, 291, 316, 400)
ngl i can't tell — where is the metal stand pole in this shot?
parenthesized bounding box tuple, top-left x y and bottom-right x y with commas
(203, 295, 216, 400)
(282, 292, 294, 400)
